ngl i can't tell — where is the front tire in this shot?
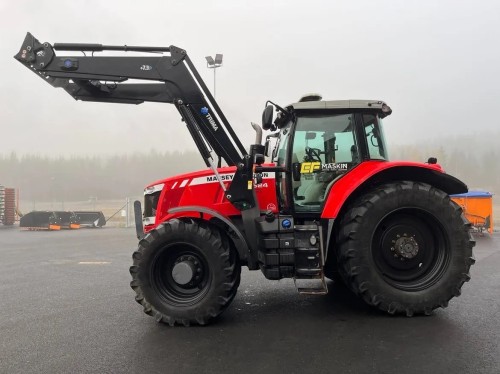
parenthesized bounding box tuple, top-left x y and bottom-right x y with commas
(130, 219, 240, 326)
(337, 181, 475, 316)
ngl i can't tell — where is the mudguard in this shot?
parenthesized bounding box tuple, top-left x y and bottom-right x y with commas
(321, 160, 468, 219)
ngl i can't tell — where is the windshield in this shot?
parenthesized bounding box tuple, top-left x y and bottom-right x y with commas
(293, 113, 358, 165)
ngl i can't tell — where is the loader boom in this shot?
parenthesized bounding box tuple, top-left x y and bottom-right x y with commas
(15, 32, 259, 209)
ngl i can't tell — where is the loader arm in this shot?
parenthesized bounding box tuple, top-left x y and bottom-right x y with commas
(14, 32, 258, 210)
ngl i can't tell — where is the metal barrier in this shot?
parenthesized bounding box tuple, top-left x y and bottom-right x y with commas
(73, 211, 106, 228)
(20, 210, 105, 230)
(20, 211, 61, 230)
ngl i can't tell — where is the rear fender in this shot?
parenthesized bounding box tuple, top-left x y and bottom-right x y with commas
(321, 161, 468, 219)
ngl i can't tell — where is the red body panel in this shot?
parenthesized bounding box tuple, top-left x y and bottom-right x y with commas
(144, 166, 278, 232)
(320, 160, 443, 219)
(144, 160, 444, 232)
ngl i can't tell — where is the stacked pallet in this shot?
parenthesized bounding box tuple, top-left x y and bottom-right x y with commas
(0, 186, 16, 225)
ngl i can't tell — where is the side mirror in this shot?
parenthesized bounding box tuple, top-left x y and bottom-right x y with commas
(264, 133, 279, 159)
(262, 105, 274, 130)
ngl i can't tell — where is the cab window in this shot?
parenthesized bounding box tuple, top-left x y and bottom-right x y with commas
(363, 114, 387, 160)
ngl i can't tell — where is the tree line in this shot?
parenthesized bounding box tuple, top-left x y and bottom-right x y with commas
(1, 135, 498, 204)
(0, 150, 204, 202)
(390, 137, 499, 193)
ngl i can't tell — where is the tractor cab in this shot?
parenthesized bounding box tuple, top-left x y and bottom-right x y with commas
(264, 97, 392, 214)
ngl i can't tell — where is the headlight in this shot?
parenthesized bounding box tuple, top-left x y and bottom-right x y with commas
(144, 183, 164, 195)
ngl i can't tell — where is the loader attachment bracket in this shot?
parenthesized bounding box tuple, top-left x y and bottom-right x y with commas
(15, 32, 55, 69)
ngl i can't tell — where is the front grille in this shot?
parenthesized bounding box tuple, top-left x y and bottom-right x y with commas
(144, 191, 161, 218)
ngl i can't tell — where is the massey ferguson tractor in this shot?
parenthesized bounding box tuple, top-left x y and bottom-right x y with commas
(15, 33, 475, 326)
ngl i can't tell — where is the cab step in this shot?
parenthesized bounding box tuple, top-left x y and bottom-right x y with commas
(294, 276, 328, 295)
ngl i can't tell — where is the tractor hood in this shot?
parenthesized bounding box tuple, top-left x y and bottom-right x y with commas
(142, 166, 278, 231)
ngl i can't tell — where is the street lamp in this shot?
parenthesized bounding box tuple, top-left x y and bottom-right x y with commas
(205, 54, 223, 98)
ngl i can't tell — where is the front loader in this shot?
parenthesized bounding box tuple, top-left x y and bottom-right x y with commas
(15, 33, 475, 326)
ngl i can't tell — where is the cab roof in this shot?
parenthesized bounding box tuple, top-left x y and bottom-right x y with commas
(289, 99, 391, 114)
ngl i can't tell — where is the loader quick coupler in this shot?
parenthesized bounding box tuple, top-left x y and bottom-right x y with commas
(15, 33, 55, 69)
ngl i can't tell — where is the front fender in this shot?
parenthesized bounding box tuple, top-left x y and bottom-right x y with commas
(321, 161, 468, 219)
(167, 206, 251, 264)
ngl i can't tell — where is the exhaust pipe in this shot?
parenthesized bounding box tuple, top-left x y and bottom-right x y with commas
(251, 122, 262, 145)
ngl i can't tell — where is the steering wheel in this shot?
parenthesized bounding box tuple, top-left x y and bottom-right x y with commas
(305, 147, 322, 162)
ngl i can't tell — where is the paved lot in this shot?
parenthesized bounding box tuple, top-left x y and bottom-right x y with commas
(0, 226, 499, 374)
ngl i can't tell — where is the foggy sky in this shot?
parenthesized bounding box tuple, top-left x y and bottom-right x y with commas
(1, 0, 499, 157)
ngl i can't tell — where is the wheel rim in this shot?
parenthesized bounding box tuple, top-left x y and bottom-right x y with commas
(372, 209, 450, 291)
(151, 243, 211, 306)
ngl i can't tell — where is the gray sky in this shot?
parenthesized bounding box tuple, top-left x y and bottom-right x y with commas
(1, 0, 499, 156)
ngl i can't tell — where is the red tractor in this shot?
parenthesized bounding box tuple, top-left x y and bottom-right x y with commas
(16, 33, 474, 326)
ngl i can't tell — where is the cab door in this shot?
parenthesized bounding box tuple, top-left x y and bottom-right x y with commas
(273, 123, 292, 213)
(288, 112, 361, 214)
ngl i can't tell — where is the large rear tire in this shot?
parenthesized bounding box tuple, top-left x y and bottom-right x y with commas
(336, 181, 475, 316)
(130, 219, 240, 326)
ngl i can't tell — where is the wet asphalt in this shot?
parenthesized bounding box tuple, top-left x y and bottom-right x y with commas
(0, 226, 499, 374)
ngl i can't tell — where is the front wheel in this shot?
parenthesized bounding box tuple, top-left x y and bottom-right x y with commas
(130, 219, 240, 326)
(336, 181, 475, 316)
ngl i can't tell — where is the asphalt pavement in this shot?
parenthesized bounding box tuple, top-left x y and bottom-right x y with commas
(0, 226, 499, 374)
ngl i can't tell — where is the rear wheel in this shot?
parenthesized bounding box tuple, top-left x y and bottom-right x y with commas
(336, 181, 475, 316)
(130, 219, 240, 326)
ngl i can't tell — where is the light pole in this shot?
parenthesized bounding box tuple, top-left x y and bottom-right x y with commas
(205, 54, 223, 98)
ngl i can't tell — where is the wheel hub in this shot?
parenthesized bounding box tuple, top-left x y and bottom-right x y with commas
(172, 260, 195, 285)
(393, 236, 419, 259)
(171, 255, 204, 287)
